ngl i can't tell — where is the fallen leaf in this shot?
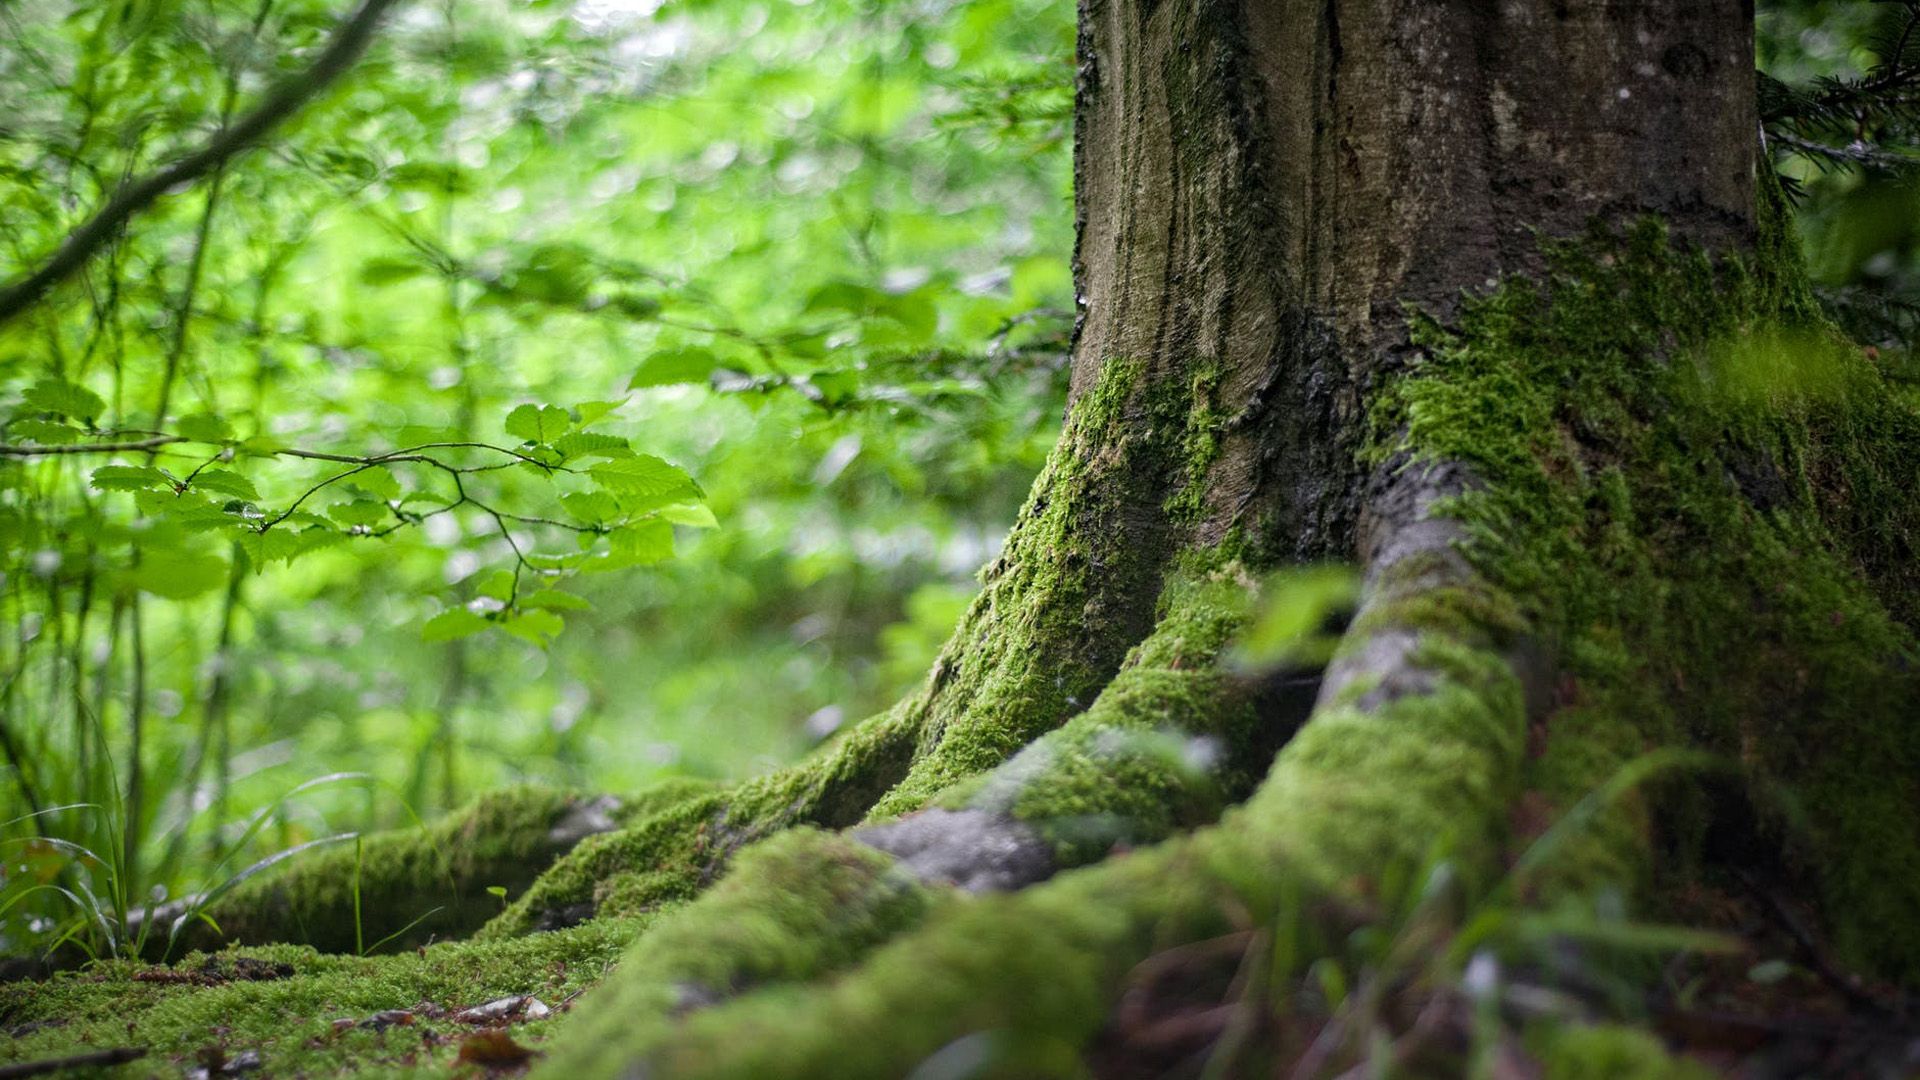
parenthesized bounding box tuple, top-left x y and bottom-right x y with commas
(456, 1030, 535, 1068)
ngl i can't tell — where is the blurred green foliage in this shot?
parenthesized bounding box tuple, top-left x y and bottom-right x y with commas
(1762, 0, 1920, 376)
(0, 0, 1072, 950)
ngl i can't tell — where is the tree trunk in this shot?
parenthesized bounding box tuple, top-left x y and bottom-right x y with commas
(8, 2, 1918, 1077)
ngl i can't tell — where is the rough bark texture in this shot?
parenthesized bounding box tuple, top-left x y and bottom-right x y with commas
(6, 2, 1919, 1078)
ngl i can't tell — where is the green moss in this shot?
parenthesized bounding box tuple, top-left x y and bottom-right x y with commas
(161, 786, 621, 958)
(867, 355, 1227, 818)
(0, 915, 650, 1079)
(1163, 359, 1228, 522)
(536, 829, 937, 1079)
(1527, 1021, 1712, 1080)
(1376, 219, 1920, 976)
(921, 565, 1270, 865)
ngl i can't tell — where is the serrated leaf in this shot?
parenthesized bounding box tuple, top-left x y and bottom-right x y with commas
(500, 608, 564, 647)
(521, 589, 590, 612)
(288, 528, 348, 561)
(630, 347, 717, 389)
(476, 569, 516, 601)
(327, 500, 387, 527)
(571, 400, 626, 427)
(170, 503, 252, 533)
(505, 403, 572, 444)
(141, 491, 246, 534)
(422, 607, 490, 642)
(589, 455, 698, 499)
(657, 502, 718, 528)
(608, 518, 673, 565)
(176, 413, 234, 443)
(516, 446, 566, 471)
(10, 420, 80, 445)
(348, 467, 401, 502)
(23, 378, 105, 423)
(236, 529, 301, 568)
(92, 465, 174, 493)
(132, 549, 228, 599)
(560, 491, 619, 525)
(190, 469, 258, 500)
(552, 432, 632, 462)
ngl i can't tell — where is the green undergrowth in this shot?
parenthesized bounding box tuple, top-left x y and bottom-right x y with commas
(1375, 216, 1920, 976)
(0, 914, 650, 1079)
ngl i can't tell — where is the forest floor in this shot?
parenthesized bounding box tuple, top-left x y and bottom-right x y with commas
(1, 866, 1914, 1078)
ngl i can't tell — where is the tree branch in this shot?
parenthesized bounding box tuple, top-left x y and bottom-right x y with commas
(0, 0, 406, 326)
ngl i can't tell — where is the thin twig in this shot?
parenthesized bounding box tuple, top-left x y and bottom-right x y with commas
(0, 1047, 148, 1079)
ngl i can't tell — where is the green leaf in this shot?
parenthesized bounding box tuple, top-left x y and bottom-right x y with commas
(590, 455, 699, 499)
(91, 465, 174, 493)
(237, 530, 299, 568)
(610, 294, 662, 319)
(9, 420, 80, 445)
(657, 502, 718, 528)
(288, 529, 348, 562)
(189, 469, 258, 501)
(571, 400, 626, 427)
(348, 467, 401, 502)
(132, 549, 228, 599)
(475, 569, 516, 601)
(422, 606, 491, 642)
(607, 518, 673, 565)
(505, 404, 572, 444)
(500, 608, 565, 647)
(521, 589, 590, 612)
(630, 347, 718, 389)
(560, 492, 620, 525)
(1231, 565, 1360, 670)
(327, 500, 388, 527)
(237, 435, 289, 457)
(552, 432, 632, 462)
(23, 378, 105, 423)
(803, 280, 881, 317)
(176, 413, 234, 443)
(358, 257, 427, 285)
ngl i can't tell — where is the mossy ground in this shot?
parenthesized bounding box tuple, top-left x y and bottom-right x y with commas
(0, 916, 649, 1078)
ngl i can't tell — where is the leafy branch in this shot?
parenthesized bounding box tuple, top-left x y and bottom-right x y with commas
(1764, 1, 1920, 176)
